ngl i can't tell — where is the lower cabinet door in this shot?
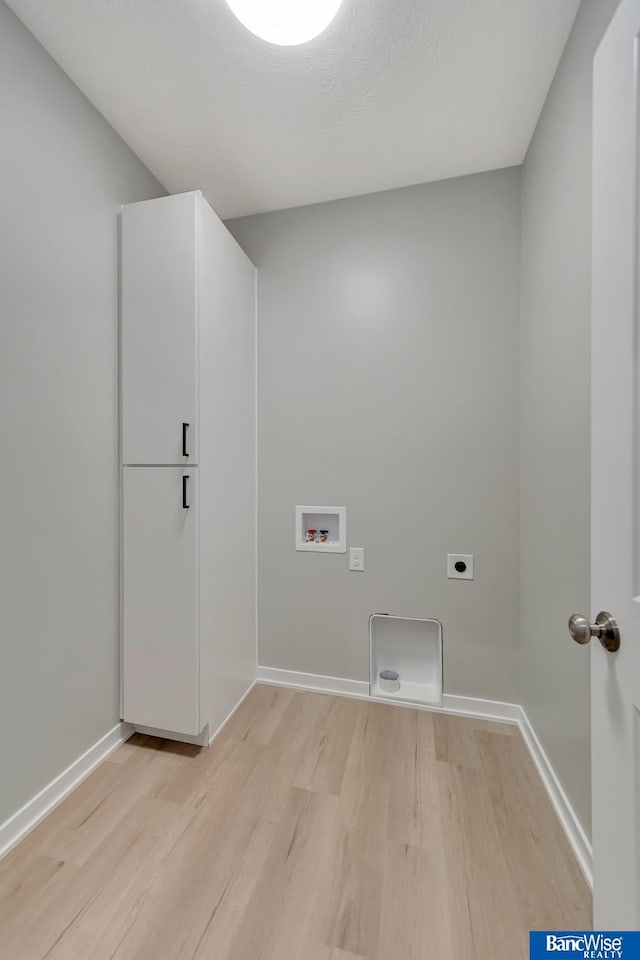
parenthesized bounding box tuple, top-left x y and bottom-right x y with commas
(123, 466, 199, 735)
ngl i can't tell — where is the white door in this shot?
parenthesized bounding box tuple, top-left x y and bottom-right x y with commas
(122, 467, 200, 736)
(590, 0, 640, 927)
(121, 192, 198, 465)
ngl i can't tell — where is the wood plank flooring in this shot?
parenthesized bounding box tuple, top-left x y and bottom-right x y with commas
(0, 685, 591, 959)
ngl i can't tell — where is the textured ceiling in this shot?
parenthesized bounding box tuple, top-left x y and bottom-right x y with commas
(6, 0, 581, 218)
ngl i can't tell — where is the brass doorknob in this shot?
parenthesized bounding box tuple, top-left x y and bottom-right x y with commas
(568, 612, 620, 652)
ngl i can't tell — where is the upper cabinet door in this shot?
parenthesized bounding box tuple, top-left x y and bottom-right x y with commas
(122, 193, 198, 465)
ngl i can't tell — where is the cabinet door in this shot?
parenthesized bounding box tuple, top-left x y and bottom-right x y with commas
(122, 193, 198, 465)
(122, 467, 199, 735)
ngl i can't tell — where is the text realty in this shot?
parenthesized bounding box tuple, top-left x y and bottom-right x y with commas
(545, 934, 623, 958)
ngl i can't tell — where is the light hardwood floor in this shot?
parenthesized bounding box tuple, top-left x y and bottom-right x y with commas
(0, 685, 591, 960)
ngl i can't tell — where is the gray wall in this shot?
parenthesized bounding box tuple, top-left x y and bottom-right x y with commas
(229, 168, 522, 701)
(0, 2, 164, 827)
(520, 0, 619, 839)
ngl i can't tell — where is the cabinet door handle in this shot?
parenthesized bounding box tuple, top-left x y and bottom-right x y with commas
(182, 422, 189, 457)
(182, 475, 190, 509)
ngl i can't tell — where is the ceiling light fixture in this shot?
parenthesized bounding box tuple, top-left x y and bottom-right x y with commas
(224, 0, 343, 46)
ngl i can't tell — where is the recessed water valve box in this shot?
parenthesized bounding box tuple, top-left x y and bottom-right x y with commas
(295, 506, 347, 553)
(447, 554, 474, 580)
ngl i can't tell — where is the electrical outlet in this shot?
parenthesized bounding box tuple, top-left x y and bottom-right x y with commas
(447, 554, 474, 580)
(349, 547, 365, 572)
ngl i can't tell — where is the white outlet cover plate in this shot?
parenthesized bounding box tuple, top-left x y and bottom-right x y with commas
(349, 547, 365, 571)
(447, 554, 474, 580)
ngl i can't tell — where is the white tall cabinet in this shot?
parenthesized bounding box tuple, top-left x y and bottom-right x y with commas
(121, 191, 256, 742)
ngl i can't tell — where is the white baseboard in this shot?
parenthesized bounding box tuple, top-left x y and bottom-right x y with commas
(518, 706, 592, 888)
(256, 665, 591, 887)
(256, 666, 369, 698)
(0, 721, 134, 861)
(256, 666, 519, 723)
(441, 694, 521, 723)
(208, 680, 258, 745)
